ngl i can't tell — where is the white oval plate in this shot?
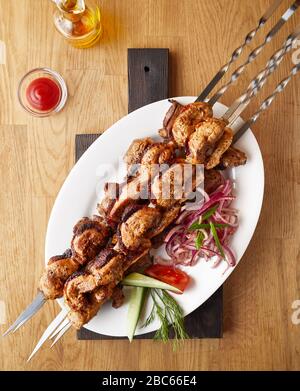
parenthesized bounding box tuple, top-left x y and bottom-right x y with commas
(45, 97, 264, 337)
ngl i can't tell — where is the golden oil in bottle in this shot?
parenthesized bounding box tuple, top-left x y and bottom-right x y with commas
(52, 0, 102, 48)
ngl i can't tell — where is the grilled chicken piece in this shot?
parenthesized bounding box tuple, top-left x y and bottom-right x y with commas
(64, 249, 125, 311)
(109, 174, 149, 222)
(39, 250, 79, 300)
(205, 127, 233, 169)
(219, 146, 247, 168)
(204, 169, 223, 194)
(71, 216, 111, 263)
(148, 204, 181, 238)
(66, 247, 150, 326)
(124, 137, 153, 167)
(120, 206, 161, 250)
(187, 118, 227, 163)
(110, 141, 175, 220)
(141, 142, 175, 168)
(172, 102, 213, 146)
(160, 99, 184, 139)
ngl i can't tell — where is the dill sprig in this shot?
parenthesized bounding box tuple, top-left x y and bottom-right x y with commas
(143, 288, 189, 347)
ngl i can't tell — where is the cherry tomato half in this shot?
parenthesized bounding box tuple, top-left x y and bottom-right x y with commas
(145, 264, 190, 294)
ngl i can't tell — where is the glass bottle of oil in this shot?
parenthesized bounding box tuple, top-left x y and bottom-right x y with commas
(51, 0, 102, 48)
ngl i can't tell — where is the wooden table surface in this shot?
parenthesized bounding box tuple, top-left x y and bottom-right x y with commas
(0, 0, 299, 371)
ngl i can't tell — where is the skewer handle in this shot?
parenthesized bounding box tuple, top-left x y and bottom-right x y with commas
(224, 25, 300, 124)
(195, 0, 283, 102)
(208, 0, 300, 106)
(233, 63, 300, 143)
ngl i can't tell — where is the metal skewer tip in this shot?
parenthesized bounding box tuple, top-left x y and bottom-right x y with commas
(27, 309, 68, 362)
(50, 322, 72, 348)
(2, 292, 46, 337)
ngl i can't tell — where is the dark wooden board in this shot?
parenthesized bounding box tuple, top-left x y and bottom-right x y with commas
(128, 48, 169, 113)
(77, 48, 223, 340)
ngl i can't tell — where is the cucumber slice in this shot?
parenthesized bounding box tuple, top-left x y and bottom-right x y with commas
(127, 286, 147, 342)
(122, 272, 182, 294)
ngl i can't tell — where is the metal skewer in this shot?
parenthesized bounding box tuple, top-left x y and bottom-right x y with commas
(207, 0, 300, 106)
(223, 23, 300, 125)
(195, 0, 286, 102)
(233, 63, 300, 143)
(27, 309, 68, 362)
(2, 292, 46, 337)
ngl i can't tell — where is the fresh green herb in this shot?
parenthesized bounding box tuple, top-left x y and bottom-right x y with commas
(201, 204, 219, 221)
(209, 221, 225, 258)
(189, 222, 228, 231)
(143, 288, 189, 347)
(195, 231, 204, 250)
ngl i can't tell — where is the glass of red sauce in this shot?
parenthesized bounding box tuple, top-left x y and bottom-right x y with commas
(18, 68, 68, 117)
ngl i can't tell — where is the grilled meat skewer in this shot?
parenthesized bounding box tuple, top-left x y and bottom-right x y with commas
(39, 216, 111, 300)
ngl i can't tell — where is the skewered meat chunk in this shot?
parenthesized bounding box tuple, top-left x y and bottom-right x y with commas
(204, 169, 223, 194)
(39, 217, 111, 300)
(64, 249, 126, 311)
(120, 206, 161, 250)
(160, 99, 184, 139)
(124, 137, 153, 167)
(187, 118, 227, 163)
(219, 146, 247, 168)
(39, 250, 79, 300)
(152, 162, 203, 208)
(71, 216, 111, 263)
(65, 247, 149, 326)
(109, 174, 149, 222)
(205, 127, 233, 169)
(172, 102, 213, 146)
(148, 204, 181, 238)
(141, 142, 175, 168)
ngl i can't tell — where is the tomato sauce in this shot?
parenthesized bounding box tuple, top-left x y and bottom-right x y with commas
(26, 77, 61, 111)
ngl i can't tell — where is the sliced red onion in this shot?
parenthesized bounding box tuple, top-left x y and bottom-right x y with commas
(163, 176, 238, 270)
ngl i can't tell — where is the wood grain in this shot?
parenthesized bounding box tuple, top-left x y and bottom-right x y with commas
(0, 0, 300, 370)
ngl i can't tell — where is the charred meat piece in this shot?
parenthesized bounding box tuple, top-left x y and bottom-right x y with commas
(71, 216, 111, 263)
(66, 247, 150, 327)
(172, 102, 213, 146)
(160, 99, 184, 139)
(111, 285, 125, 308)
(64, 249, 125, 311)
(187, 118, 227, 163)
(148, 204, 181, 238)
(97, 182, 120, 220)
(204, 169, 223, 194)
(124, 137, 154, 167)
(205, 127, 233, 169)
(219, 146, 247, 168)
(141, 142, 175, 168)
(109, 171, 150, 222)
(39, 249, 79, 300)
(119, 206, 161, 250)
